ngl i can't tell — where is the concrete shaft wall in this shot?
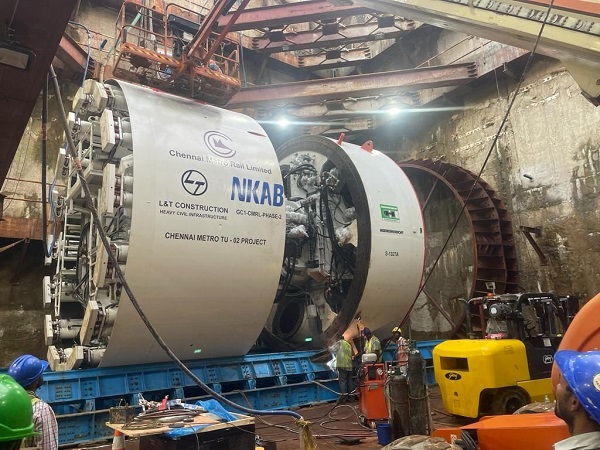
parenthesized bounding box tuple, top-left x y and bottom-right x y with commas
(395, 58, 600, 315)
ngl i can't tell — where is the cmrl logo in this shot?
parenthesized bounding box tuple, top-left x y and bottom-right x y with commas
(204, 131, 236, 158)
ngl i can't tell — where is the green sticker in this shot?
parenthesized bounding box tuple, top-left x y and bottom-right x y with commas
(380, 204, 399, 221)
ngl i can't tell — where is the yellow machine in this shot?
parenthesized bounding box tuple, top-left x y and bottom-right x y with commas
(433, 293, 578, 418)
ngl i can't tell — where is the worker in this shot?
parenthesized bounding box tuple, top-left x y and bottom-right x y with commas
(362, 328, 382, 361)
(0, 374, 36, 450)
(8, 355, 58, 450)
(208, 59, 222, 72)
(554, 349, 600, 449)
(392, 326, 410, 373)
(330, 335, 354, 403)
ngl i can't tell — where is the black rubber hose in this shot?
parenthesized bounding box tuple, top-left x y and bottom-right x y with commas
(321, 187, 354, 273)
(49, 66, 302, 420)
(41, 74, 51, 258)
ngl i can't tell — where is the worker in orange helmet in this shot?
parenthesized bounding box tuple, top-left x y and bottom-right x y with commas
(553, 350, 600, 449)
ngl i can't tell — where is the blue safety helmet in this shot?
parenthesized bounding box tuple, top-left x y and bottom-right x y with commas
(555, 350, 600, 425)
(8, 355, 49, 388)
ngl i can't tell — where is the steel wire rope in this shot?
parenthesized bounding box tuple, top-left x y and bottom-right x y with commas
(318, 405, 374, 433)
(0, 238, 25, 254)
(7, 0, 20, 29)
(40, 22, 91, 258)
(49, 65, 303, 421)
(237, 389, 373, 438)
(41, 76, 55, 258)
(410, 0, 556, 314)
(67, 21, 92, 87)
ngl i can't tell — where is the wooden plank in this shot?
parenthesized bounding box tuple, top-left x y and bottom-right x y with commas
(106, 413, 253, 438)
(0, 217, 43, 240)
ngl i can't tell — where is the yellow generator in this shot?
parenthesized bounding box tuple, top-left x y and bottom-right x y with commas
(433, 293, 578, 418)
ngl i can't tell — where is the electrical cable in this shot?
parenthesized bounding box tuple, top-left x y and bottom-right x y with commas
(274, 255, 296, 302)
(411, 0, 556, 310)
(459, 430, 477, 450)
(0, 238, 25, 254)
(239, 31, 247, 87)
(283, 164, 318, 179)
(7, 0, 21, 30)
(321, 187, 354, 273)
(68, 21, 92, 87)
(40, 75, 61, 260)
(41, 74, 53, 259)
(49, 65, 303, 421)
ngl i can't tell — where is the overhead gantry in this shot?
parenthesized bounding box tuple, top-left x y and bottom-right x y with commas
(343, 0, 600, 105)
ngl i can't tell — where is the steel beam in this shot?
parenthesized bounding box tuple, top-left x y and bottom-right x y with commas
(243, 35, 396, 69)
(216, 0, 376, 31)
(346, 0, 600, 102)
(297, 46, 375, 69)
(268, 94, 420, 118)
(250, 18, 414, 53)
(228, 63, 477, 109)
(252, 38, 526, 133)
(0, 0, 78, 186)
(307, 117, 376, 135)
(415, 38, 528, 104)
(255, 94, 419, 134)
(55, 34, 88, 74)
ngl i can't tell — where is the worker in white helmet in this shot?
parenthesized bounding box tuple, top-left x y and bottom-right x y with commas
(392, 326, 409, 373)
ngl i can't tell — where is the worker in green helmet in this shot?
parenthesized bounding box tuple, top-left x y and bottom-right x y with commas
(0, 374, 36, 450)
(8, 355, 57, 450)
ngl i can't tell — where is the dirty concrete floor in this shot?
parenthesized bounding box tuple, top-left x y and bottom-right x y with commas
(82, 387, 473, 450)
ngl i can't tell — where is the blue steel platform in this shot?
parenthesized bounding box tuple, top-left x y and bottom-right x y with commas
(34, 351, 338, 446)
(382, 340, 444, 385)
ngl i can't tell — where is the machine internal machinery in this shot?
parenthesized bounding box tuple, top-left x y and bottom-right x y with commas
(42, 78, 426, 370)
(433, 292, 579, 418)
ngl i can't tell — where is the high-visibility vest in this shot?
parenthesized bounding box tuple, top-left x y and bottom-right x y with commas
(21, 394, 40, 449)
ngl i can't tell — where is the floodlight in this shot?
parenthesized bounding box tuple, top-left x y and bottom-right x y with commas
(0, 41, 35, 70)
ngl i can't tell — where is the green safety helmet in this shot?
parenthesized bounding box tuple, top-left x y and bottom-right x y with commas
(0, 374, 35, 442)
